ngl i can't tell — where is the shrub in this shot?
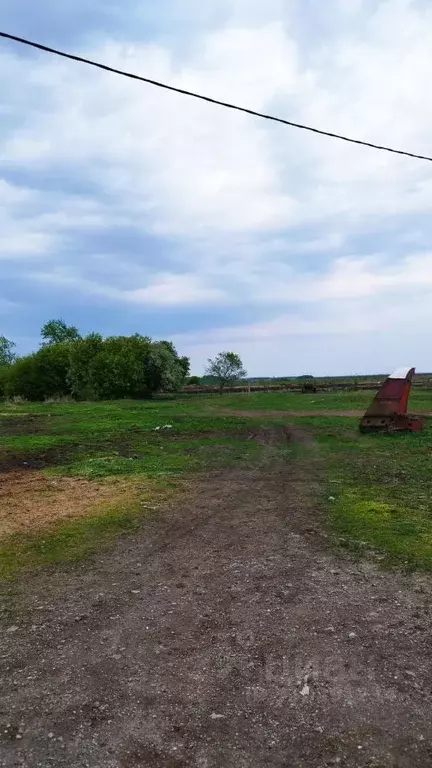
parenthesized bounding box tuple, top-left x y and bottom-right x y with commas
(187, 375, 201, 386)
(68, 334, 189, 400)
(6, 344, 72, 401)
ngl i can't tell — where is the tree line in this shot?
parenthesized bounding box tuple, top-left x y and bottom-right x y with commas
(0, 320, 190, 401)
(0, 320, 247, 401)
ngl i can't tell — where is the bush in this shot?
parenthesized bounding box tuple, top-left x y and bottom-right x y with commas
(6, 344, 72, 401)
(3, 331, 190, 402)
(187, 375, 201, 386)
(0, 366, 9, 401)
(68, 334, 189, 400)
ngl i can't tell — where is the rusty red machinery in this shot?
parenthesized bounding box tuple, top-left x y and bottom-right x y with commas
(359, 367, 425, 433)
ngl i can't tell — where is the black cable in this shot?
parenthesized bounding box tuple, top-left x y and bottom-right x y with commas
(1, 29, 432, 163)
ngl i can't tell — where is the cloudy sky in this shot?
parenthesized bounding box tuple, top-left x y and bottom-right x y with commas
(1, 0, 432, 376)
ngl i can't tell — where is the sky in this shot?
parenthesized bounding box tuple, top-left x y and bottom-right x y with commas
(1, 0, 432, 376)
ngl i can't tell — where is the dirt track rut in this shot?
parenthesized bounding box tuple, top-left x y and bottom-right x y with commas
(1, 427, 431, 767)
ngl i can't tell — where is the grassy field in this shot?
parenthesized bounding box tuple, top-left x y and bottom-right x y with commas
(1, 388, 432, 577)
(218, 388, 432, 412)
(296, 414, 432, 569)
(0, 399, 273, 578)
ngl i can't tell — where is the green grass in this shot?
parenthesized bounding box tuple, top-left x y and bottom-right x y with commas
(217, 389, 432, 412)
(51, 434, 263, 479)
(2, 392, 432, 574)
(0, 500, 150, 580)
(297, 415, 432, 570)
(0, 399, 266, 476)
(2, 388, 432, 421)
(0, 398, 275, 578)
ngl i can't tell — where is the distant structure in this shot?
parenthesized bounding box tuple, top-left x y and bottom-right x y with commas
(297, 375, 316, 394)
(301, 381, 316, 394)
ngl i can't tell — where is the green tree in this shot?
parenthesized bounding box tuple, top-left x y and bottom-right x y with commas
(66, 333, 104, 400)
(6, 344, 72, 401)
(68, 334, 189, 400)
(179, 356, 190, 378)
(158, 342, 189, 377)
(41, 318, 81, 346)
(4, 330, 189, 402)
(205, 351, 247, 393)
(187, 375, 201, 386)
(0, 366, 9, 400)
(0, 336, 16, 400)
(0, 336, 16, 366)
(75, 335, 153, 400)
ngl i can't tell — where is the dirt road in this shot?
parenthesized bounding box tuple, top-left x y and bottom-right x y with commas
(1, 427, 431, 767)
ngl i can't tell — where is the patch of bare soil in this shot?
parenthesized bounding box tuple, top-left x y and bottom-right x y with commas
(0, 414, 50, 437)
(0, 444, 79, 473)
(246, 424, 292, 445)
(0, 426, 431, 767)
(0, 471, 150, 538)
(0, 434, 152, 474)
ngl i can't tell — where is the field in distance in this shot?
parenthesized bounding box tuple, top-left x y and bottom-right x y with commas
(1, 387, 431, 577)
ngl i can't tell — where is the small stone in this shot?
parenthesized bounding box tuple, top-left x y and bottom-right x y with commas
(299, 683, 310, 696)
(210, 713, 224, 720)
(348, 632, 357, 639)
(328, 496, 335, 501)
(131, 590, 140, 595)
(16, 735, 22, 740)
(48, 732, 54, 739)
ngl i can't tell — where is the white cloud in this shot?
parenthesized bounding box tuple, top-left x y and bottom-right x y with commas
(0, 176, 131, 261)
(0, 179, 32, 205)
(175, 288, 432, 376)
(3, 1, 432, 241)
(1, 26, 300, 235)
(253, 252, 432, 304)
(27, 265, 227, 307)
(1, 0, 432, 367)
(124, 273, 225, 305)
(172, 251, 432, 340)
(171, 247, 432, 374)
(0, 232, 53, 258)
(0, 181, 56, 259)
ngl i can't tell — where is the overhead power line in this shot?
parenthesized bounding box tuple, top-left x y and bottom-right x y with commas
(1, 29, 432, 163)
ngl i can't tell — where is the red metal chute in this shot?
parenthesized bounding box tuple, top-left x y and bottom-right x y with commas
(359, 367, 425, 433)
